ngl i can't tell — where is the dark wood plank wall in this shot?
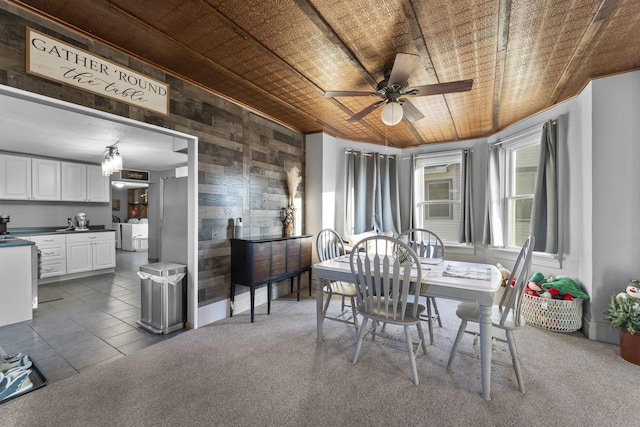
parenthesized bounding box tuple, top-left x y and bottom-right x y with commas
(0, 6, 305, 306)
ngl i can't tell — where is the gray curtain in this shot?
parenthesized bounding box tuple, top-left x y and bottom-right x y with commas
(458, 149, 473, 243)
(345, 151, 401, 235)
(530, 119, 558, 253)
(409, 154, 416, 230)
(483, 145, 503, 246)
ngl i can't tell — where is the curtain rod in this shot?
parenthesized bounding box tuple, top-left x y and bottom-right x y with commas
(345, 149, 395, 158)
(401, 148, 472, 161)
(492, 119, 557, 146)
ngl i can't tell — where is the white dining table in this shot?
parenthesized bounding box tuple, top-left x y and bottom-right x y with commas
(313, 255, 502, 400)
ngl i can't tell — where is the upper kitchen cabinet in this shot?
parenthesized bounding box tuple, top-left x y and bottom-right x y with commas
(87, 165, 110, 202)
(0, 154, 60, 200)
(61, 162, 87, 202)
(61, 162, 109, 202)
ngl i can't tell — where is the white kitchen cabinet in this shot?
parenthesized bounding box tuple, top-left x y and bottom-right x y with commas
(87, 164, 110, 202)
(0, 154, 60, 200)
(67, 232, 115, 274)
(0, 153, 32, 200)
(30, 234, 67, 278)
(61, 163, 109, 202)
(31, 158, 61, 200)
(0, 245, 34, 327)
(61, 162, 87, 202)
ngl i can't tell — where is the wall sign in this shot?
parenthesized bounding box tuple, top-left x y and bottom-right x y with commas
(26, 28, 170, 116)
(120, 169, 150, 182)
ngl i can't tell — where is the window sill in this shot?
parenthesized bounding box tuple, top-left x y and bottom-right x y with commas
(491, 247, 562, 269)
(445, 243, 475, 256)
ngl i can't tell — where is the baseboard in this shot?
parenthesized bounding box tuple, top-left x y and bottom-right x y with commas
(583, 316, 620, 344)
(197, 300, 228, 327)
(197, 276, 311, 328)
(38, 268, 115, 284)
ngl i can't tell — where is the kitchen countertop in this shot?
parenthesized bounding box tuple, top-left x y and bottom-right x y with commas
(6, 226, 114, 237)
(0, 236, 36, 248)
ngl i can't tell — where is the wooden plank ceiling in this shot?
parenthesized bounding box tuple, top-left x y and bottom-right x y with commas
(9, 0, 640, 148)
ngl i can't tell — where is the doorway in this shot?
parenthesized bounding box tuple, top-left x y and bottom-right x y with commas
(0, 84, 200, 328)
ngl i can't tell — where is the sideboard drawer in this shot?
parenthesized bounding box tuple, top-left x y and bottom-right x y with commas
(252, 242, 271, 283)
(271, 240, 286, 276)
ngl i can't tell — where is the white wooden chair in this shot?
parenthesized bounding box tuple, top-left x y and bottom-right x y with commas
(316, 229, 358, 335)
(447, 235, 535, 393)
(350, 236, 427, 385)
(398, 228, 445, 344)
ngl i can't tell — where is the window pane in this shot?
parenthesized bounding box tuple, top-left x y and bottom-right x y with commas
(428, 203, 451, 218)
(416, 155, 462, 243)
(428, 182, 449, 202)
(514, 145, 540, 195)
(509, 198, 533, 246)
(421, 203, 459, 241)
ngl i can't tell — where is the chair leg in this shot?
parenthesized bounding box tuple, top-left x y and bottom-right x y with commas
(431, 297, 442, 327)
(352, 317, 369, 364)
(416, 321, 428, 355)
(447, 319, 468, 370)
(426, 299, 435, 345)
(506, 330, 525, 393)
(350, 296, 359, 334)
(404, 325, 419, 385)
(341, 295, 346, 312)
(322, 291, 332, 317)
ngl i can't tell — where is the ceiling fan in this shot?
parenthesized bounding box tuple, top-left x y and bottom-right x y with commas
(324, 53, 473, 126)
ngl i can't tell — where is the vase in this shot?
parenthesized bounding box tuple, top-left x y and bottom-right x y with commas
(620, 329, 640, 365)
(284, 221, 294, 237)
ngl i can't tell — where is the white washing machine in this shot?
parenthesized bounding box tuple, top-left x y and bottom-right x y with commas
(121, 223, 148, 251)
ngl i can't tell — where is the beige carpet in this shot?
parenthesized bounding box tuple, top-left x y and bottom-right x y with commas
(2, 296, 637, 426)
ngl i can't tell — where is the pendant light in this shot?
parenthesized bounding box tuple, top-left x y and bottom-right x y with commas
(102, 145, 123, 176)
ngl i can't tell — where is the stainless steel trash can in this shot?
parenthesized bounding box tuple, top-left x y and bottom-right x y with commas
(137, 262, 187, 334)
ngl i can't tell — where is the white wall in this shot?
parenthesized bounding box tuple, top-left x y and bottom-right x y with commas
(111, 186, 128, 222)
(306, 70, 640, 344)
(306, 134, 402, 261)
(589, 72, 640, 341)
(3, 201, 111, 229)
(305, 132, 323, 261)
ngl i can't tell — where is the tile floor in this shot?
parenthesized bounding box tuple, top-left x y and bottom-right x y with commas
(0, 250, 185, 384)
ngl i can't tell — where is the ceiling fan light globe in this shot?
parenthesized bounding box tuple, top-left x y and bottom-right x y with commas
(381, 102, 403, 126)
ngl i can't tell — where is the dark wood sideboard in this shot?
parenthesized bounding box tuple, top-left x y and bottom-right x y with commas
(230, 235, 313, 322)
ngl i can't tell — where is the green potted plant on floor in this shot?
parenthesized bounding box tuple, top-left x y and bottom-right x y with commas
(605, 281, 640, 365)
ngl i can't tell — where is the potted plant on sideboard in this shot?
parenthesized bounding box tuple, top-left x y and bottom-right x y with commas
(605, 281, 640, 365)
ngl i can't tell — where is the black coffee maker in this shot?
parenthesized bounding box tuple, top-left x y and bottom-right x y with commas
(0, 215, 9, 235)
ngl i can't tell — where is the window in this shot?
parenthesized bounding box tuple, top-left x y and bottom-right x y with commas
(503, 131, 541, 248)
(425, 179, 453, 219)
(414, 151, 462, 243)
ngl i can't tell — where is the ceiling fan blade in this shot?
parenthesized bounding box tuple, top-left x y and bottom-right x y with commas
(388, 53, 420, 88)
(324, 90, 376, 97)
(400, 99, 425, 122)
(410, 79, 474, 96)
(347, 100, 386, 123)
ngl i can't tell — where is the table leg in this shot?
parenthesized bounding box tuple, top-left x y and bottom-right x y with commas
(250, 286, 255, 323)
(230, 283, 235, 317)
(316, 276, 324, 342)
(308, 268, 312, 296)
(296, 274, 301, 301)
(267, 282, 272, 315)
(479, 303, 492, 400)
